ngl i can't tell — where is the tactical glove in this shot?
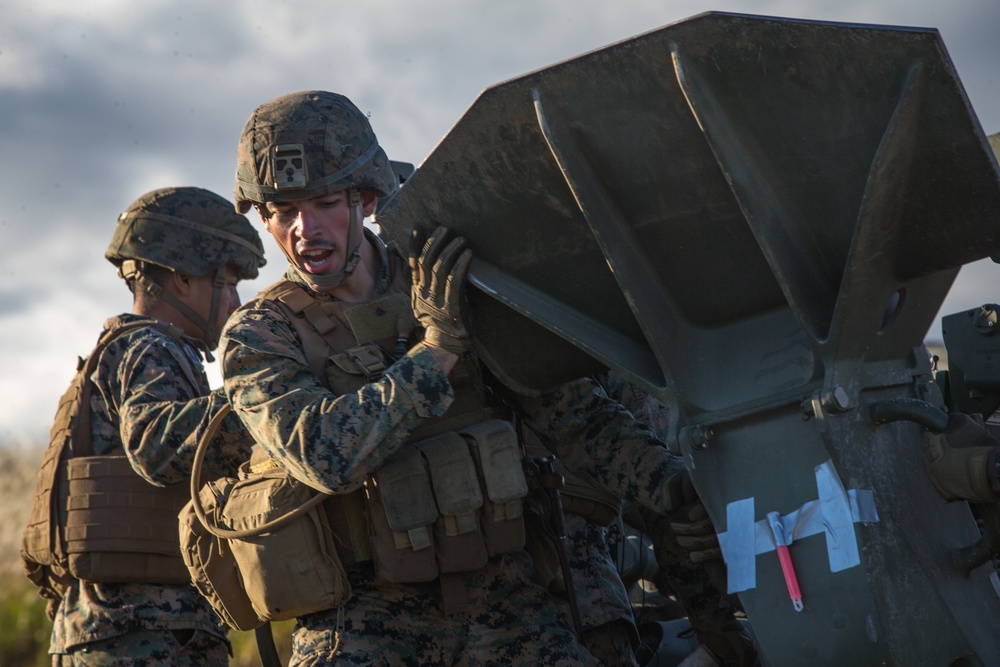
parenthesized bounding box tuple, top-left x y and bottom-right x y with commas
(408, 226, 474, 355)
(922, 413, 1000, 504)
(663, 473, 723, 564)
(670, 502, 723, 564)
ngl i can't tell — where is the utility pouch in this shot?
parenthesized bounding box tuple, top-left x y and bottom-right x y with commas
(462, 420, 528, 555)
(182, 405, 352, 630)
(178, 476, 259, 631)
(416, 432, 488, 574)
(366, 445, 439, 583)
(63, 455, 190, 584)
(223, 464, 350, 623)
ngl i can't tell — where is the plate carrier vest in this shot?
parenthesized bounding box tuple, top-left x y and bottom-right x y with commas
(22, 318, 196, 614)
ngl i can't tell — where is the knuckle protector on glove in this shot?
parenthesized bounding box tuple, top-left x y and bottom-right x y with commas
(409, 225, 473, 354)
(921, 424, 999, 503)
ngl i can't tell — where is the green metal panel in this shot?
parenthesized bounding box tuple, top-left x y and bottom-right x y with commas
(378, 12, 1000, 665)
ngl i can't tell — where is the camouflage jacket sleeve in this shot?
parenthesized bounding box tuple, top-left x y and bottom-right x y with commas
(94, 322, 253, 486)
(599, 369, 672, 440)
(516, 376, 686, 514)
(220, 300, 454, 494)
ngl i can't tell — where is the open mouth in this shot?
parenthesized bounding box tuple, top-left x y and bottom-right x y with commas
(297, 247, 335, 274)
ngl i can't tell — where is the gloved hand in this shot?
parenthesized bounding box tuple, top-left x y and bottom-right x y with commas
(922, 413, 1000, 504)
(408, 226, 474, 355)
(662, 472, 722, 564)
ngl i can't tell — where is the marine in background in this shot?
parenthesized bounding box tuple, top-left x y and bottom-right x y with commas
(518, 370, 756, 667)
(36, 187, 265, 666)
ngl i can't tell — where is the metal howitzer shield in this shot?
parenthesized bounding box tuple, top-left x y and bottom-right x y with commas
(377, 11, 1000, 666)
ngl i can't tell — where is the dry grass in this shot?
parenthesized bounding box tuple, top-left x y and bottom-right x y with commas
(0, 441, 50, 667)
(0, 442, 43, 578)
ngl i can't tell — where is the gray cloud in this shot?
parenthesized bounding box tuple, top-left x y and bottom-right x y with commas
(1, 0, 998, 443)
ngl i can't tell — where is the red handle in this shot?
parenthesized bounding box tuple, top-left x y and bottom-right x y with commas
(776, 544, 803, 611)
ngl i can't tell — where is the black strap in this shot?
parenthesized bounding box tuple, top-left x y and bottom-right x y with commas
(255, 623, 283, 667)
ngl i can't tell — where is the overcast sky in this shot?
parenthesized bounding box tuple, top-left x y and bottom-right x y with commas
(2, 0, 999, 445)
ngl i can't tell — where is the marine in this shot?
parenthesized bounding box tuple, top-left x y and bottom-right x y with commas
(24, 186, 265, 666)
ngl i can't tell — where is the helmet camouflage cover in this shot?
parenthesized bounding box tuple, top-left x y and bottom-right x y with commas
(105, 186, 266, 279)
(234, 90, 398, 214)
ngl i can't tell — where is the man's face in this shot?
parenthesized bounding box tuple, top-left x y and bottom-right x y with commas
(262, 192, 362, 277)
(187, 264, 242, 347)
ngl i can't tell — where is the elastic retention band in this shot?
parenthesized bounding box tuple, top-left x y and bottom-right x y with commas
(189, 404, 331, 540)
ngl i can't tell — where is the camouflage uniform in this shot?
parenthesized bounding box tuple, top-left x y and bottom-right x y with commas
(584, 370, 676, 665)
(558, 513, 639, 666)
(49, 317, 248, 665)
(600, 370, 755, 667)
(518, 376, 686, 516)
(221, 233, 594, 667)
(48, 187, 264, 666)
(602, 370, 671, 436)
(517, 373, 686, 667)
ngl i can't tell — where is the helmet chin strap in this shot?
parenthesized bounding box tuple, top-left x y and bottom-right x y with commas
(284, 189, 363, 290)
(120, 260, 225, 360)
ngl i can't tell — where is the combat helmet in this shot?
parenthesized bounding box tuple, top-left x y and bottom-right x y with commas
(105, 186, 267, 350)
(234, 90, 398, 289)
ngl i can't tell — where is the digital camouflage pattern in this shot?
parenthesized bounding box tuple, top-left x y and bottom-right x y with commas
(105, 186, 265, 279)
(521, 373, 685, 667)
(560, 514, 639, 667)
(51, 629, 227, 667)
(234, 90, 398, 214)
(221, 235, 601, 665)
(288, 557, 593, 666)
(602, 369, 671, 440)
(599, 371, 756, 667)
(50, 313, 253, 658)
(220, 240, 454, 495)
(516, 377, 688, 516)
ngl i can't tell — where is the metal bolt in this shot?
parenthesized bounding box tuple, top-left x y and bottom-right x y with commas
(686, 425, 714, 450)
(821, 386, 850, 413)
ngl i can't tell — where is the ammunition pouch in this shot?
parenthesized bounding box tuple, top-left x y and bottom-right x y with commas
(366, 419, 528, 584)
(180, 406, 352, 631)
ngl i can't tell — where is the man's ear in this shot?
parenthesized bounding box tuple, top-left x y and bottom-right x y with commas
(361, 191, 378, 217)
(169, 271, 194, 297)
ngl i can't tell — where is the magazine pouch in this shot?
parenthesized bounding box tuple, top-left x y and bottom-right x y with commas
(416, 432, 488, 574)
(366, 445, 439, 583)
(462, 420, 528, 556)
